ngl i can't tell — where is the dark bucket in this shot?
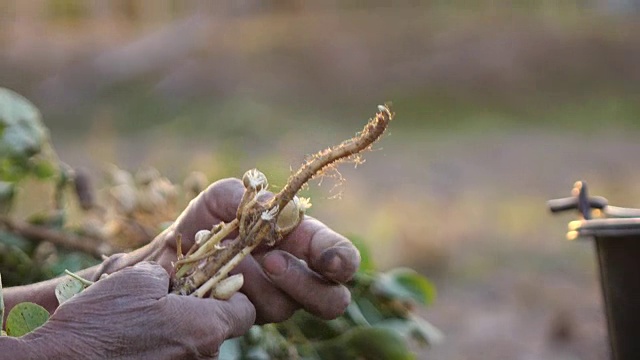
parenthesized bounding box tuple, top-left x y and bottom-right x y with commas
(549, 181, 640, 360)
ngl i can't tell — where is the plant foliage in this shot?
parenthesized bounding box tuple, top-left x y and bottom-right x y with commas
(219, 235, 442, 359)
(5, 302, 49, 337)
(0, 88, 440, 358)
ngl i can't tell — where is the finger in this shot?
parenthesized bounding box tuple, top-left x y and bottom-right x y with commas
(272, 217, 361, 284)
(199, 178, 245, 223)
(66, 262, 170, 309)
(96, 262, 169, 298)
(166, 292, 256, 342)
(231, 254, 298, 324)
(260, 250, 351, 320)
(170, 178, 245, 249)
(215, 293, 256, 339)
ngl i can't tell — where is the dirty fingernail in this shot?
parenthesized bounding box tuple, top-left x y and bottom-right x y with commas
(321, 250, 344, 275)
(263, 252, 288, 276)
(319, 247, 360, 282)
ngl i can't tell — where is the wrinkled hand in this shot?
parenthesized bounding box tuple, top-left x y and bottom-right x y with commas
(24, 262, 255, 360)
(154, 178, 361, 323)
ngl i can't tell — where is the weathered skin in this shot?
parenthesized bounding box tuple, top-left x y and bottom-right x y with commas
(1, 178, 360, 358)
(2, 262, 254, 359)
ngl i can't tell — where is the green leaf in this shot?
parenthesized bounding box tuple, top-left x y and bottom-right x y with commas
(6, 302, 50, 337)
(373, 268, 436, 306)
(239, 324, 299, 359)
(345, 301, 372, 327)
(31, 158, 56, 180)
(0, 272, 4, 330)
(0, 229, 29, 251)
(0, 157, 28, 183)
(219, 338, 242, 360)
(374, 318, 415, 338)
(0, 181, 14, 214)
(243, 347, 271, 360)
(0, 88, 48, 160)
(0, 243, 43, 286)
(244, 325, 264, 345)
(375, 317, 443, 347)
(286, 310, 345, 340)
(319, 327, 414, 360)
(354, 296, 385, 324)
(409, 314, 444, 346)
(45, 251, 100, 276)
(348, 235, 376, 273)
(345, 327, 415, 360)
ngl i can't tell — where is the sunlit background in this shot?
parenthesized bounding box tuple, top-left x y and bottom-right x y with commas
(3, 1, 640, 359)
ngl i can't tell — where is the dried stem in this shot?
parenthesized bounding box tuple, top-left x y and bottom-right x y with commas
(190, 219, 239, 259)
(193, 242, 259, 298)
(173, 219, 239, 279)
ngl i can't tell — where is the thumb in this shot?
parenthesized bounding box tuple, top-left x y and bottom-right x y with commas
(165, 292, 256, 343)
(211, 293, 256, 339)
(171, 178, 245, 248)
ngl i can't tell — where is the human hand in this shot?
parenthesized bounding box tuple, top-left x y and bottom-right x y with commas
(23, 262, 255, 360)
(153, 178, 361, 323)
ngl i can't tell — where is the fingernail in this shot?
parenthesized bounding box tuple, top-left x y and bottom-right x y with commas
(319, 248, 347, 279)
(263, 252, 288, 276)
(322, 250, 344, 275)
(319, 246, 360, 283)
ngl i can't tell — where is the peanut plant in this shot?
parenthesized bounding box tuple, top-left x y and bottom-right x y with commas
(0, 87, 440, 358)
(171, 105, 392, 300)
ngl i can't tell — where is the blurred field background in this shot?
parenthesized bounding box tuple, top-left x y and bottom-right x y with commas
(3, 1, 640, 359)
